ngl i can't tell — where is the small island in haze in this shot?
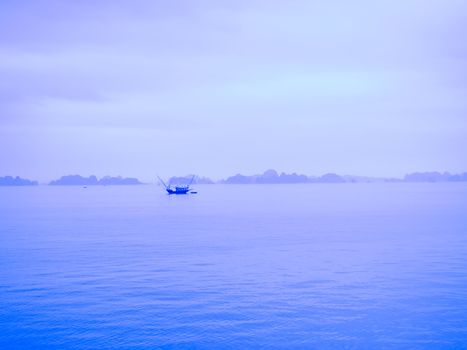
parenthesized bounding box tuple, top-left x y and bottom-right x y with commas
(168, 175, 214, 185)
(0, 176, 38, 186)
(222, 170, 394, 184)
(221, 170, 467, 184)
(49, 175, 142, 186)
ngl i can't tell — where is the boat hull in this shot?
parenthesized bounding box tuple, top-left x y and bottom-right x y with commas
(166, 188, 190, 195)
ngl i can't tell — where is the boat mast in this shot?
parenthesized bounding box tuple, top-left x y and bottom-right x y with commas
(188, 175, 195, 187)
(156, 176, 169, 189)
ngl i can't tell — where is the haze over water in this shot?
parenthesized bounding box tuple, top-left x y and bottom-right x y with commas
(1, 183, 467, 349)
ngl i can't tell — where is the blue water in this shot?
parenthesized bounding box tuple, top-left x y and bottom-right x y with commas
(1, 184, 467, 349)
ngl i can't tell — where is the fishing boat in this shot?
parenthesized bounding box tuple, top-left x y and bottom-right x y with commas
(157, 175, 196, 195)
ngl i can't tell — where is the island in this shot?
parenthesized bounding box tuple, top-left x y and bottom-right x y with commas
(49, 175, 143, 186)
(220, 170, 467, 184)
(221, 169, 346, 184)
(404, 172, 467, 182)
(168, 175, 214, 185)
(0, 176, 38, 186)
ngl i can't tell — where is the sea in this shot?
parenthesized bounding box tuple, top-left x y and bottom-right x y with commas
(1, 183, 467, 349)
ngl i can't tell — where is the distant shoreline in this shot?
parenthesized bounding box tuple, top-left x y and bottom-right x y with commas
(1, 170, 467, 186)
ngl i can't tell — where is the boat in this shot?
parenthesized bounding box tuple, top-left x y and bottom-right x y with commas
(166, 186, 191, 195)
(157, 175, 196, 195)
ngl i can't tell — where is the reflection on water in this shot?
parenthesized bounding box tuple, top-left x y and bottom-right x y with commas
(1, 184, 467, 349)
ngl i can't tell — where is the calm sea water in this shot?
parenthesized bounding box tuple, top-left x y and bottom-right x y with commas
(1, 184, 467, 349)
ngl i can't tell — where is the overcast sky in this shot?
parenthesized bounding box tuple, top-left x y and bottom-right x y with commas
(1, 0, 466, 181)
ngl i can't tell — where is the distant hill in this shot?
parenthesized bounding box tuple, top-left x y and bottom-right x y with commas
(0, 176, 38, 186)
(168, 175, 214, 185)
(98, 176, 142, 185)
(221, 170, 467, 184)
(222, 174, 256, 184)
(49, 175, 142, 185)
(50, 175, 98, 186)
(223, 169, 309, 184)
(222, 170, 346, 184)
(313, 173, 346, 183)
(404, 172, 467, 182)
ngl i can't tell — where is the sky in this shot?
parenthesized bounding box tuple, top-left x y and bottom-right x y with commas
(1, 0, 466, 182)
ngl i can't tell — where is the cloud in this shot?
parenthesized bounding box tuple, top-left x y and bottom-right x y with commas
(0, 0, 466, 179)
